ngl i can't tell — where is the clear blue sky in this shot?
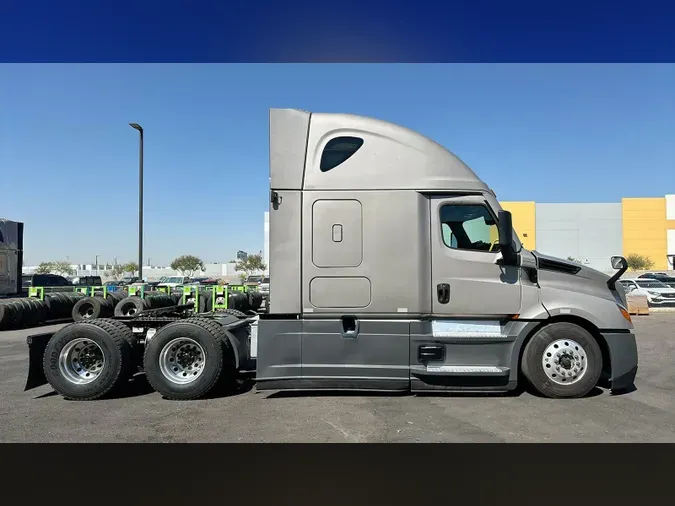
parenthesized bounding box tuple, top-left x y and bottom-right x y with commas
(1, 64, 673, 266)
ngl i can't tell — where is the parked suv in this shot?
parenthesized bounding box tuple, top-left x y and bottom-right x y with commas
(619, 278, 675, 306)
(71, 276, 103, 286)
(637, 272, 675, 289)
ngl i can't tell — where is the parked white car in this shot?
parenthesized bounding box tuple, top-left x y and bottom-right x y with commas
(619, 278, 675, 306)
(157, 276, 192, 289)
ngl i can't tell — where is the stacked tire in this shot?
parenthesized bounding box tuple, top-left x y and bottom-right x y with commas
(72, 293, 126, 322)
(46, 292, 86, 320)
(0, 293, 85, 330)
(194, 289, 260, 314)
(0, 298, 47, 329)
(113, 293, 176, 317)
(247, 291, 263, 312)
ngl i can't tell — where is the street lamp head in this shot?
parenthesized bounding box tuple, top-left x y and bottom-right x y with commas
(129, 123, 143, 132)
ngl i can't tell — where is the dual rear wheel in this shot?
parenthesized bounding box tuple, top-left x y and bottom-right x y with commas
(42, 317, 236, 401)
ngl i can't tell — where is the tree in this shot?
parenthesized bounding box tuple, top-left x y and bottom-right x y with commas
(626, 253, 654, 271)
(236, 253, 267, 282)
(122, 262, 139, 275)
(35, 261, 75, 276)
(108, 264, 125, 280)
(35, 262, 55, 274)
(170, 255, 205, 277)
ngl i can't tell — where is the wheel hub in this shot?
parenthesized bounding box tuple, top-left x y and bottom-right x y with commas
(58, 338, 106, 385)
(541, 338, 587, 386)
(158, 337, 206, 385)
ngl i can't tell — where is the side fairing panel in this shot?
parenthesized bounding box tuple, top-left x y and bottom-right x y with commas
(269, 108, 310, 190)
(269, 191, 302, 314)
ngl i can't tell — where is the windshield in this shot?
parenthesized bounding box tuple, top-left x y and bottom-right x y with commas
(636, 280, 668, 288)
(262, 277, 270, 283)
(158, 277, 168, 282)
(165, 277, 183, 283)
(247, 276, 262, 283)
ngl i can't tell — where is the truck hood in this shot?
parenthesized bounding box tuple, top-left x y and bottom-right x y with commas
(530, 250, 627, 307)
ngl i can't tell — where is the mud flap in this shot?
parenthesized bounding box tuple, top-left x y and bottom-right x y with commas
(24, 332, 53, 391)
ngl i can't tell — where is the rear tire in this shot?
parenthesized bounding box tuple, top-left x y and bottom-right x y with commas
(521, 322, 602, 399)
(143, 317, 235, 400)
(42, 320, 134, 400)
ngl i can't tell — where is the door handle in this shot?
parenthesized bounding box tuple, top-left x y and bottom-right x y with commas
(341, 316, 360, 339)
(437, 283, 450, 304)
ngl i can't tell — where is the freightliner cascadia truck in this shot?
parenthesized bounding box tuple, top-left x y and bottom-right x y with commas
(23, 108, 638, 401)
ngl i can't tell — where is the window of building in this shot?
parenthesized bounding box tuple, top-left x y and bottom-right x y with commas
(320, 136, 364, 172)
(439, 204, 500, 253)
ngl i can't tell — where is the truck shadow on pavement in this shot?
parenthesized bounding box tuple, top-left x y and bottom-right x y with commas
(33, 376, 257, 401)
(33, 379, 619, 401)
(265, 386, 606, 400)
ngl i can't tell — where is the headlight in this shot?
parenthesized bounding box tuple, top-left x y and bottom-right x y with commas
(647, 291, 661, 297)
(617, 304, 632, 323)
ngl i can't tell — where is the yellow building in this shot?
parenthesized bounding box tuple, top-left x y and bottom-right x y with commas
(501, 194, 675, 271)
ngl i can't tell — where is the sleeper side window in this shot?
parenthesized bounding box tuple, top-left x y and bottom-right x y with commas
(320, 137, 364, 172)
(439, 204, 500, 253)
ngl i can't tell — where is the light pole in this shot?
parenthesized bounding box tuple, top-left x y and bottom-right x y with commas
(95, 255, 100, 275)
(129, 123, 144, 281)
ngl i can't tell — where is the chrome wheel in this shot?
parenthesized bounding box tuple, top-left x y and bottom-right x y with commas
(58, 338, 106, 385)
(158, 337, 206, 385)
(541, 338, 587, 386)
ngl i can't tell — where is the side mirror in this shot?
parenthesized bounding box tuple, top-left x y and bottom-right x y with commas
(611, 256, 628, 270)
(497, 210, 518, 266)
(607, 255, 628, 290)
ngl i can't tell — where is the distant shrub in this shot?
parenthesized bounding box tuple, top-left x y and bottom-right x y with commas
(626, 253, 654, 271)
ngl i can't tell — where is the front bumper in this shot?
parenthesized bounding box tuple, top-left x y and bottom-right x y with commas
(648, 298, 675, 305)
(600, 330, 638, 393)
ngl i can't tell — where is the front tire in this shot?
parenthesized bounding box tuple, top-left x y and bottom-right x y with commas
(143, 317, 235, 400)
(521, 322, 602, 399)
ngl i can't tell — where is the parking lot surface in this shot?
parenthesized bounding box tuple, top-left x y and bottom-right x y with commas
(1, 314, 674, 443)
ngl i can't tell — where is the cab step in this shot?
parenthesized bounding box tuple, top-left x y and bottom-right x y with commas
(411, 365, 510, 376)
(410, 365, 512, 392)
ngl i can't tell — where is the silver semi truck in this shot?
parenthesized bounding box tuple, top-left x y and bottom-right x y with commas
(24, 108, 638, 401)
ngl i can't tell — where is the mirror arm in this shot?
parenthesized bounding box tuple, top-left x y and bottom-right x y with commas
(607, 257, 628, 290)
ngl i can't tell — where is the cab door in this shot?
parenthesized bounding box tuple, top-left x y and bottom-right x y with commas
(430, 194, 521, 316)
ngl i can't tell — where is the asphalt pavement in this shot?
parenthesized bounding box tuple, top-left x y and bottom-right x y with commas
(1, 314, 674, 442)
